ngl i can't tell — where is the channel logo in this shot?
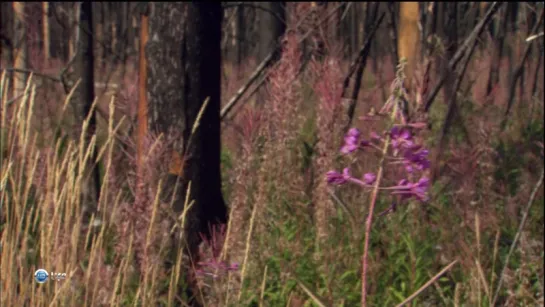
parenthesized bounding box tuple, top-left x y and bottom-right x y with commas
(34, 269, 49, 284)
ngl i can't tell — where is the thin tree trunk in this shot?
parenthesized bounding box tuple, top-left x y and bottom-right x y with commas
(398, 2, 420, 91)
(432, 2, 458, 179)
(101, 3, 109, 69)
(12, 2, 28, 97)
(147, 3, 228, 305)
(387, 3, 399, 75)
(350, 3, 359, 57)
(530, 49, 542, 98)
(1, 3, 14, 97)
(486, 5, 509, 96)
(69, 3, 78, 60)
(42, 2, 50, 61)
(235, 4, 245, 72)
(137, 6, 148, 186)
(74, 1, 101, 223)
(111, 3, 118, 66)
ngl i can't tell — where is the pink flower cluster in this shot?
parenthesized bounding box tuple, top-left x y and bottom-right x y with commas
(327, 126, 431, 204)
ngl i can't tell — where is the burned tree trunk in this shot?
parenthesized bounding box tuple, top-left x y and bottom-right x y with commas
(257, 2, 286, 63)
(146, 3, 227, 305)
(1, 2, 14, 96)
(73, 2, 101, 221)
(486, 5, 509, 96)
(235, 4, 246, 69)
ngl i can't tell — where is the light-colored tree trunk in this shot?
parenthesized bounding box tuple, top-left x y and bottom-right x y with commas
(69, 3, 79, 60)
(13, 2, 28, 97)
(42, 2, 50, 61)
(398, 2, 420, 89)
(136, 10, 148, 182)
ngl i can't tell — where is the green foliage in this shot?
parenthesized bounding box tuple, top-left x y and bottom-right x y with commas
(494, 140, 523, 196)
(521, 118, 544, 157)
(221, 147, 234, 199)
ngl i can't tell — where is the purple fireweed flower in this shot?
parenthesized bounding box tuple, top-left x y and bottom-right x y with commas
(403, 148, 430, 173)
(347, 127, 360, 138)
(340, 128, 370, 154)
(341, 128, 361, 154)
(390, 177, 430, 202)
(326, 167, 352, 185)
(390, 127, 414, 150)
(363, 173, 376, 185)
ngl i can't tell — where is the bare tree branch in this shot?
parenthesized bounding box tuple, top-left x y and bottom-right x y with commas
(423, 2, 502, 112)
(342, 11, 385, 132)
(501, 8, 544, 130)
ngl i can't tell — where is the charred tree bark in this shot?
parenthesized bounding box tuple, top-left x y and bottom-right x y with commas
(236, 4, 245, 68)
(101, 3, 110, 69)
(257, 2, 285, 63)
(1, 2, 14, 96)
(74, 2, 101, 222)
(49, 3, 67, 61)
(147, 3, 227, 306)
(432, 2, 458, 180)
(344, 3, 381, 131)
(486, 5, 509, 96)
(350, 3, 360, 57)
(387, 3, 399, 75)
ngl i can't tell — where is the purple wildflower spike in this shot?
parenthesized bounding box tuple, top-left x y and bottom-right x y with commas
(403, 148, 430, 172)
(390, 127, 414, 150)
(341, 128, 361, 154)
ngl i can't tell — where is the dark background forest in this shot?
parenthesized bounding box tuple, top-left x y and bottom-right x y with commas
(0, 2, 544, 306)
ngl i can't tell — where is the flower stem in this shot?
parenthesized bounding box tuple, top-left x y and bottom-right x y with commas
(361, 100, 398, 306)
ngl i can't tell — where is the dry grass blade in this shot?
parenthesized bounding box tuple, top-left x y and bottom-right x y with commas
(492, 168, 545, 305)
(296, 278, 329, 307)
(395, 260, 459, 307)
